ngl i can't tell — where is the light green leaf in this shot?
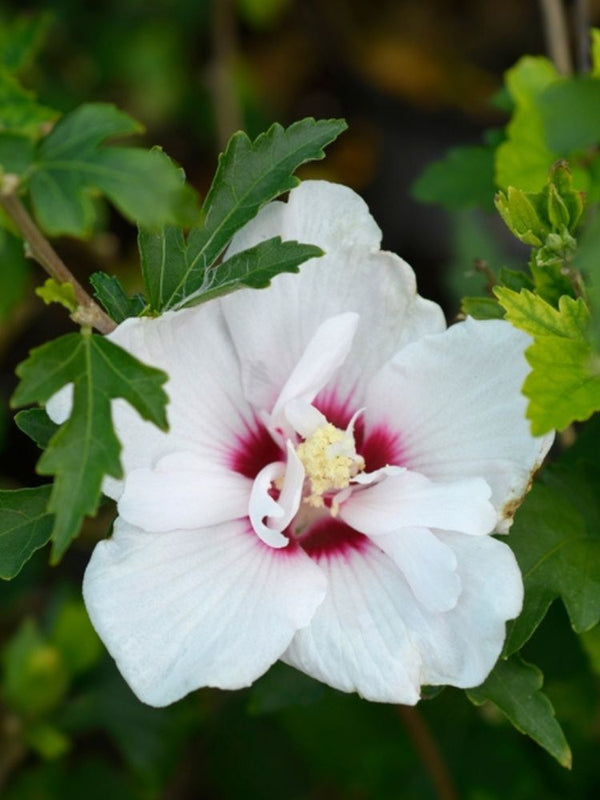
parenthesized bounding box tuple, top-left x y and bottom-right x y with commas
(467, 656, 571, 768)
(50, 600, 102, 676)
(495, 57, 562, 192)
(181, 237, 323, 308)
(90, 271, 146, 322)
(592, 28, 600, 78)
(495, 287, 600, 434)
(14, 408, 59, 449)
(140, 118, 347, 311)
(505, 460, 600, 654)
(11, 331, 169, 560)
(411, 143, 496, 212)
(25, 103, 199, 236)
(35, 278, 78, 312)
(0, 486, 53, 579)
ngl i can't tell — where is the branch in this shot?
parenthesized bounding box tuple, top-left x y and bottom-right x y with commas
(0, 179, 116, 334)
(398, 705, 458, 800)
(573, 0, 591, 73)
(539, 0, 573, 75)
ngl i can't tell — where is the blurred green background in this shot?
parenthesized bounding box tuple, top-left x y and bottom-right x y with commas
(2, 1, 600, 797)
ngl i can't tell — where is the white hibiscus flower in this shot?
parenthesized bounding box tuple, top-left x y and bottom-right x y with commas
(49, 181, 552, 707)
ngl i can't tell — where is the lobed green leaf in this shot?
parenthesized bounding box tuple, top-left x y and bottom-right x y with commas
(411, 143, 496, 212)
(90, 271, 146, 322)
(11, 331, 169, 560)
(180, 237, 323, 308)
(495, 287, 600, 433)
(14, 408, 58, 449)
(24, 104, 199, 236)
(140, 117, 347, 311)
(467, 656, 572, 768)
(0, 486, 53, 579)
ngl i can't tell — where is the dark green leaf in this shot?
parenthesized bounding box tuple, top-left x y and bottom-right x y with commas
(0, 227, 30, 320)
(505, 460, 600, 654)
(14, 407, 59, 449)
(181, 237, 323, 308)
(25, 104, 199, 236)
(412, 143, 496, 212)
(467, 656, 571, 768)
(11, 331, 169, 560)
(0, 486, 53, 579)
(90, 271, 146, 322)
(0, 67, 57, 139)
(141, 118, 346, 310)
(498, 266, 533, 292)
(0, 13, 50, 72)
(0, 131, 35, 174)
(247, 662, 325, 715)
(461, 296, 504, 319)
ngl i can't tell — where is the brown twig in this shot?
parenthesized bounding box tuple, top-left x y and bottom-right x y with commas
(0, 181, 116, 334)
(539, 0, 573, 74)
(398, 705, 459, 800)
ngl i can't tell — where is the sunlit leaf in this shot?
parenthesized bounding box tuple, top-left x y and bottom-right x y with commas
(495, 287, 600, 434)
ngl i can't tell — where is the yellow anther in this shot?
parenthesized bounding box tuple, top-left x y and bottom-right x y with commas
(296, 423, 364, 507)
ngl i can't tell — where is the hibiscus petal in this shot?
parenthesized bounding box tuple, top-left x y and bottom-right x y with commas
(221, 181, 445, 411)
(271, 312, 360, 426)
(340, 469, 496, 536)
(372, 527, 461, 613)
(365, 317, 553, 527)
(403, 531, 523, 688)
(283, 538, 423, 703)
(284, 531, 521, 701)
(117, 452, 251, 532)
(83, 518, 327, 706)
(48, 302, 256, 501)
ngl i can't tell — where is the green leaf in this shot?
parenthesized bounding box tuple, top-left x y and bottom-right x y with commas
(411, 143, 496, 212)
(467, 656, 571, 768)
(0, 486, 53, 579)
(495, 57, 562, 192)
(0, 13, 50, 73)
(50, 600, 102, 676)
(0, 227, 30, 320)
(11, 331, 169, 560)
(35, 278, 78, 312)
(90, 272, 146, 322)
(26, 722, 71, 760)
(14, 408, 59, 449)
(141, 118, 347, 311)
(25, 103, 199, 236)
(0, 131, 35, 175)
(2, 619, 69, 716)
(460, 296, 504, 319)
(505, 459, 600, 654)
(538, 77, 600, 153)
(494, 287, 600, 434)
(0, 67, 58, 139)
(181, 237, 323, 308)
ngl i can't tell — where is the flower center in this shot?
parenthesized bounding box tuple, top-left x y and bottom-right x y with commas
(296, 422, 365, 508)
